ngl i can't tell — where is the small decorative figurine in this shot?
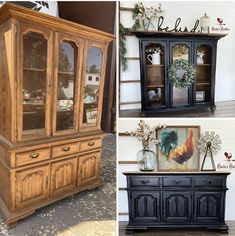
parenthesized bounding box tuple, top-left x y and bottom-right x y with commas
(148, 88, 162, 102)
(197, 50, 205, 64)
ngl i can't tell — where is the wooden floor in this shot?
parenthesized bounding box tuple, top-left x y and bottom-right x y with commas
(119, 100, 235, 118)
(119, 221, 235, 236)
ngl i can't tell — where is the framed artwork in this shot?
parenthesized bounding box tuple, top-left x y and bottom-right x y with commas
(196, 91, 205, 102)
(156, 126, 200, 172)
(86, 108, 98, 124)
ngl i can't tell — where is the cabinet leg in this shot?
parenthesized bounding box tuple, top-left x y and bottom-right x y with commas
(220, 229, 229, 234)
(125, 229, 135, 234)
(7, 220, 18, 229)
(140, 112, 146, 117)
(210, 106, 216, 112)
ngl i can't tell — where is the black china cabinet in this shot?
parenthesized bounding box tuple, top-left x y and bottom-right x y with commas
(133, 31, 226, 116)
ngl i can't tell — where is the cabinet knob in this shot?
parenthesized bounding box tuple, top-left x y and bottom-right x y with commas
(29, 153, 40, 158)
(141, 180, 150, 184)
(62, 146, 71, 152)
(207, 180, 212, 184)
(88, 142, 95, 146)
(172, 180, 182, 184)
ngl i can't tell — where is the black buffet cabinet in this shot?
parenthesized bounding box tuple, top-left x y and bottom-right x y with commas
(133, 31, 226, 116)
(124, 172, 230, 233)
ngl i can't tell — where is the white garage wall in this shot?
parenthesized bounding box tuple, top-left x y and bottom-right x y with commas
(120, 1, 235, 110)
(118, 118, 235, 221)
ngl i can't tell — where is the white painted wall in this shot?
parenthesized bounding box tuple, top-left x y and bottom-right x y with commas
(120, 1, 235, 110)
(118, 118, 235, 221)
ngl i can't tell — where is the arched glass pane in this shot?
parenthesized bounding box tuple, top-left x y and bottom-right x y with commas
(83, 47, 102, 126)
(195, 45, 212, 103)
(23, 32, 47, 134)
(56, 41, 77, 131)
(145, 43, 165, 108)
(173, 44, 189, 61)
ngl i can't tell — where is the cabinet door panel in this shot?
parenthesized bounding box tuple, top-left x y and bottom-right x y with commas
(51, 157, 77, 196)
(80, 40, 107, 131)
(18, 23, 52, 140)
(131, 191, 160, 222)
(163, 192, 191, 222)
(169, 42, 193, 107)
(194, 192, 223, 222)
(142, 40, 167, 110)
(78, 152, 100, 186)
(15, 165, 49, 209)
(194, 42, 215, 105)
(53, 33, 83, 135)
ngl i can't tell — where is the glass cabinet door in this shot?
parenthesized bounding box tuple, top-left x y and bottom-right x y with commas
(20, 27, 52, 139)
(195, 43, 213, 104)
(81, 41, 106, 130)
(53, 34, 81, 134)
(170, 43, 191, 107)
(143, 41, 166, 109)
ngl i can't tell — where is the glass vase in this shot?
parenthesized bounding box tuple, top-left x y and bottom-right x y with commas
(137, 143, 156, 171)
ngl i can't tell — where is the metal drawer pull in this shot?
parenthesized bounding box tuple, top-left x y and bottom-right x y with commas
(88, 142, 95, 146)
(172, 180, 182, 184)
(62, 146, 71, 152)
(207, 180, 212, 184)
(140, 180, 150, 184)
(29, 153, 40, 158)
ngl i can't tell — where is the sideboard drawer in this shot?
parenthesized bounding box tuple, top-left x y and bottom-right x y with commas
(52, 142, 79, 158)
(129, 176, 160, 187)
(80, 139, 102, 152)
(162, 177, 192, 187)
(194, 177, 224, 187)
(16, 148, 50, 167)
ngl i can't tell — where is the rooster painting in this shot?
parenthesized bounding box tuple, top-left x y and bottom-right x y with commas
(158, 128, 199, 170)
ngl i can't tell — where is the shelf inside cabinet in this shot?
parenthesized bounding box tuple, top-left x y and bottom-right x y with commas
(196, 64, 211, 67)
(147, 64, 164, 68)
(23, 67, 47, 72)
(147, 84, 164, 88)
(58, 71, 76, 75)
(196, 82, 210, 86)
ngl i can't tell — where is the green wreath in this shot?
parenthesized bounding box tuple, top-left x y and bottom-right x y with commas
(168, 59, 196, 88)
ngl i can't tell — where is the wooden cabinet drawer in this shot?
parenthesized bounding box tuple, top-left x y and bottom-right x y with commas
(79, 139, 102, 152)
(129, 176, 160, 187)
(16, 148, 50, 167)
(162, 177, 192, 187)
(52, 142, 79, 158)
(194, 177, 224, 187)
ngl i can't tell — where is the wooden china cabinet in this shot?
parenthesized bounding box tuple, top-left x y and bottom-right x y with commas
(133, 31, 226, 116)
(0, 3, 114, 227)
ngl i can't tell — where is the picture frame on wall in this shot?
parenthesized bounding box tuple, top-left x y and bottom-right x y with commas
(196, 91, 205, 102)
(156, 126, 200, 172)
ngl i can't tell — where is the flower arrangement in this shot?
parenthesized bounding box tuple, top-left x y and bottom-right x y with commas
(126, 120, 165, 147)
(132, 2, 165, 31)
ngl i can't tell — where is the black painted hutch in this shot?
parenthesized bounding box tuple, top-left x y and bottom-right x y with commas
(124, 172, 230, 234)
(133, 31, 226, 116)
